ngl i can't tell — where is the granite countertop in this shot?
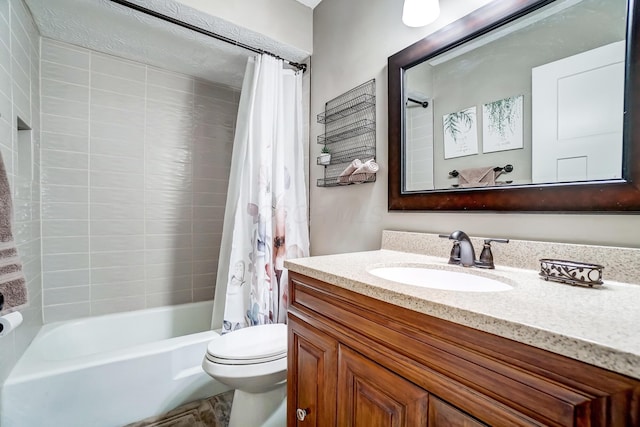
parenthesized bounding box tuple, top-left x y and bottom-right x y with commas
(285, 248, 640, 380)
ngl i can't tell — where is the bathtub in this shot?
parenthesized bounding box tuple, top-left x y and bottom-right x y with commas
(1, 301, 230, 427)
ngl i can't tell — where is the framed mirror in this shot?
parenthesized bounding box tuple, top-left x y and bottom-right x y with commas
(388, 0, 640, 211)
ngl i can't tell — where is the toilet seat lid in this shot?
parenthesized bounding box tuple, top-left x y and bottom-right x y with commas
(207, 323, 287, 364)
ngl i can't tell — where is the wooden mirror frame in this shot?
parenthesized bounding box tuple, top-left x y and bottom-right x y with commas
(388, 0, 640, 211)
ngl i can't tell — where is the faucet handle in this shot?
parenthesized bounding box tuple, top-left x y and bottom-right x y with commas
(476, 238, 509, 269)
(439, 234, 462, 265)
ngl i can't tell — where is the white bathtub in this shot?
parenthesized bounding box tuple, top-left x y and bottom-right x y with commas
(1, 301, 229, 427)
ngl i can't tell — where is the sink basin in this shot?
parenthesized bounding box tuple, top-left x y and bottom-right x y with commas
(368, 266, 513, 292)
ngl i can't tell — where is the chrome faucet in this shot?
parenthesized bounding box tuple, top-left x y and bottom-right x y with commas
(439, 231, 509, 268)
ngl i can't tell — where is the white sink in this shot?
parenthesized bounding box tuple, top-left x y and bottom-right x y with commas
(368, 266, 513, 292)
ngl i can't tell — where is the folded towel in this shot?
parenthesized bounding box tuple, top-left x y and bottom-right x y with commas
(0, 152, 27, 314)
(349, 159, 379, 184)
(457, 166, 498, 188)
(338, 159, 363, 184)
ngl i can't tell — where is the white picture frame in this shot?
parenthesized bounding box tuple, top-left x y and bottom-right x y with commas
(443, 106, 478, 159)
(482, 95, 524, 153)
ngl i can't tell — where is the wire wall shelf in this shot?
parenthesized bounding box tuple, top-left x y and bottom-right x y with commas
(317, 79, 376, 187)
(317, 119, 375, 144)
(317, 93, 376, 124)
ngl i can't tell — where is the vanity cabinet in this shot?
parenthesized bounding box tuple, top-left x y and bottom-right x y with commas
(287, 272, 640, 427)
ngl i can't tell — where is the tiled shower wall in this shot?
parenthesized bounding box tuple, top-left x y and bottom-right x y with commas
(0, 0, 43, 392)
(40, 38, 239, 323)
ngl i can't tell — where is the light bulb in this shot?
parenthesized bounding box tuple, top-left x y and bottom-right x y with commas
(402, 0, 440, 27)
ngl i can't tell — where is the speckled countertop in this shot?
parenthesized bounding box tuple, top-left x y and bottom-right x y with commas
(285, 232, 640, 380)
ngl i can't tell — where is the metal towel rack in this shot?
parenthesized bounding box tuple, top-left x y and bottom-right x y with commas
(449, 164, 513, 177)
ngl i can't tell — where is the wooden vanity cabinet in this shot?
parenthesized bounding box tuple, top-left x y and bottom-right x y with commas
(287, 272, 640, 427)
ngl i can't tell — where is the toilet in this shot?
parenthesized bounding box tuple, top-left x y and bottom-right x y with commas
(202, 323, 288, 427)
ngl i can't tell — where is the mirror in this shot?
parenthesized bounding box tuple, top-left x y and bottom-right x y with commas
(388, 0, 640, 211)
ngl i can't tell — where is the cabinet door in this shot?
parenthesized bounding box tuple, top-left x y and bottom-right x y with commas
(288, 315, 338, 427)
(429, 397, 486, 427)
(337, 345, 429, 427)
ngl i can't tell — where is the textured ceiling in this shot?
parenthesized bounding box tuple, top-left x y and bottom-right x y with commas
(295, 0, 323, 8)
(25, 0, 311, 89)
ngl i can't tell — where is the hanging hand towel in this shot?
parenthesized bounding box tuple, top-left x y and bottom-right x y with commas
(338, 159, 363, 184)
(0, 152, 27, 314)
(457, 166, 498, 188)
(349, 159, 379, 184)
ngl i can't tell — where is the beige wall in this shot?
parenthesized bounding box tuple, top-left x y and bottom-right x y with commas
(310, 0, 640, 256)
(175, 0, 313, 54)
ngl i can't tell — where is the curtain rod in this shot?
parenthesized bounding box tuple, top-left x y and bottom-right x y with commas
(108, 0, 307, 72)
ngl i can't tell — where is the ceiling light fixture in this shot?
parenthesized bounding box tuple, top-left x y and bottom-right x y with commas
(402, 0, 440, 27)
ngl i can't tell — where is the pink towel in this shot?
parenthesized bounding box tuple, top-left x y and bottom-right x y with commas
(349, 159, 379, 184)
(0, 152, 27, 314)
(457, 167, 498, 188)
(338, 159, 363, 184)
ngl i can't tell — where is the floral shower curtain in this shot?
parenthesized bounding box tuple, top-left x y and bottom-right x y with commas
(219, 54, 309, 332)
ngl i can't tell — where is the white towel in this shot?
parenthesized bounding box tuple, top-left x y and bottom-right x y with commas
(338, 159, 363, 184)
(349, 159, 379, 184)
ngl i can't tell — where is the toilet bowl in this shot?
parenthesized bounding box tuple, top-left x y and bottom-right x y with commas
(202, 323, 288, 427)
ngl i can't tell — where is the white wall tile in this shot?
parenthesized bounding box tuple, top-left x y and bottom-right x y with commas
(90, 235, 145, 252)
(41, 132, 88, 152)
(41, 185, 88, 202)
(146, 84, 193, 106)
(42, 96, 89, 120)
(146, 276, 191, 294)
(89, 170, 144, 190)
(90, 250, 144, 268)
(42, 61, 90, 86)
(90, 104, 145, 127)
(90, 219, 144, 236)
(43, 253, 90, 272)
(42, 114, 89, 137)
(91, 265, 146, 285)
(41, 166, 88, 186)
(146, 261, 192, 279)
(91, 281, 145, 300)
(42, 202, 88, 220)
(145, 234, 192, 250)
(90, 136, 144, 158)
(41, 79, 90, 103)
(44, 285, 90, 305)
(44, 302, 91, 323)
(90, 202, 145, 220)
(90, 187, 143, 204)
(91, 296, 145, 316)
(147, 68, 193, 93)
(91, 88, 145, 111)
(193, 273, 215, 288)
(42, 220, 89, 237)
(91, 72, 145, 97)
(39, 40, 238, 321)
(146, 290, 192, 308)
(42, 236, 89, 254)
(41, 149, 88, 169)
(193, 287, 215, 302)
(91, 52, 146, 81)
(41, 38, 90, 69)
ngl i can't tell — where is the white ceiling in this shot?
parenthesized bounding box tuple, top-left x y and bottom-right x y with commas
(25, 0, 311, 89)
(295, 0, 323, 8)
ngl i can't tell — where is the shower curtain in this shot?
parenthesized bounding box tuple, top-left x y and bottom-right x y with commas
(216, 54, 309, 332)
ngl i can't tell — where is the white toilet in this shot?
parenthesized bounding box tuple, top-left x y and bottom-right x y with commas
(202, 323, 288, 427)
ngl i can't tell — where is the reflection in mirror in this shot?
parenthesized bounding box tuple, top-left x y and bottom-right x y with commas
(403, 0, 626, 192)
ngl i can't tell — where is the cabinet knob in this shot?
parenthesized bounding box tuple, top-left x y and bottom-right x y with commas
(296, 408, 309, 421)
